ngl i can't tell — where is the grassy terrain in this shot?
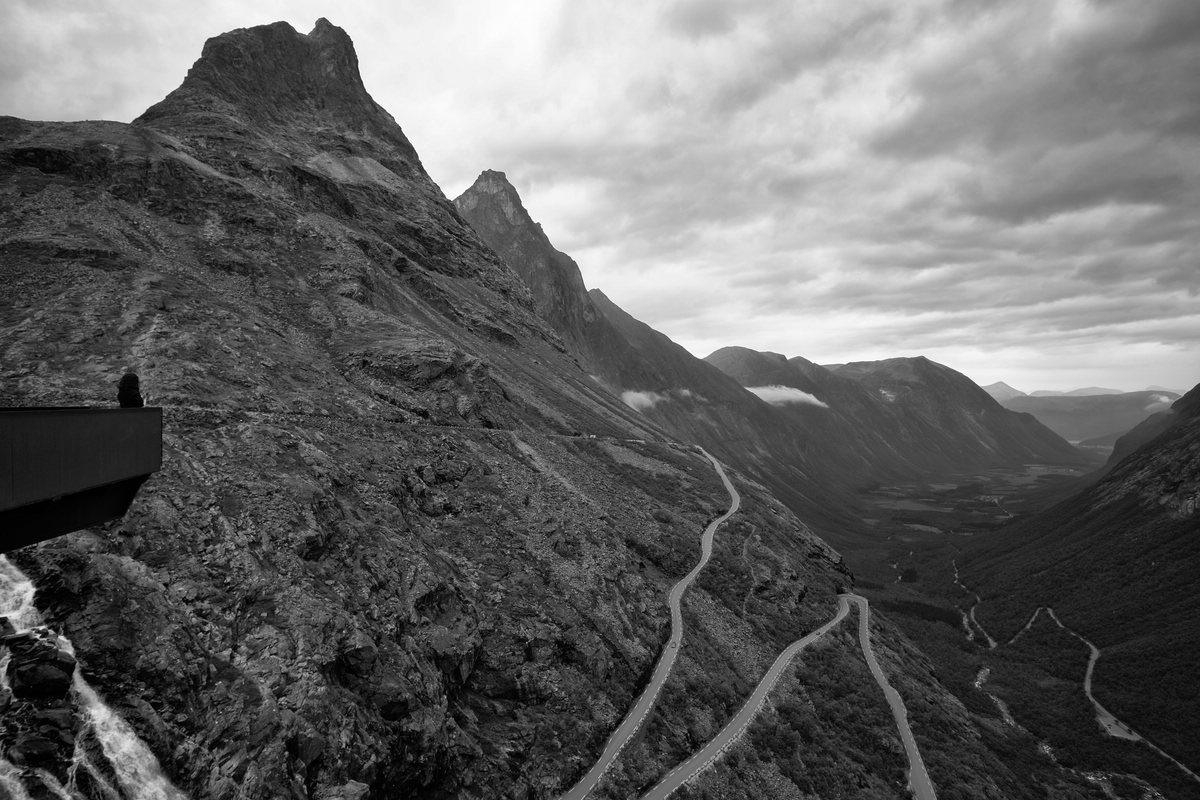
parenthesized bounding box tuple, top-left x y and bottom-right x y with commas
(815, 464, 1199, 800)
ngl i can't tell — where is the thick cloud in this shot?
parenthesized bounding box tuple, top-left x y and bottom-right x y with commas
(2, 0, 1195, 391)
(621, 390, 670, 411)
(747, 386, 830, 408)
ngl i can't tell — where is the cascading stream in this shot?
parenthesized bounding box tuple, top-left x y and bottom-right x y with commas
(0, 555, 189, 800)
(951, 559, 996, 648)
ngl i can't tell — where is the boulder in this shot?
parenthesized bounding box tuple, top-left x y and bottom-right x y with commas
(8, 650, 77, 699)
(7, 732, 60, 766)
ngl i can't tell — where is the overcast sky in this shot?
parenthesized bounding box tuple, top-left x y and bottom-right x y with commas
(4, 0, 1197, 392)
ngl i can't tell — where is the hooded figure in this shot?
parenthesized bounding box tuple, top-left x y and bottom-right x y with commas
(118, 372, 144, 408)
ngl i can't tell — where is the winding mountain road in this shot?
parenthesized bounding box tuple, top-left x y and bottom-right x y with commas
(639, 594, 938, 800)
(638, 596, 852, 800)
(848, 594, 938, 800)
(559, 447, 740, 800)
(563, 450, 939, 800)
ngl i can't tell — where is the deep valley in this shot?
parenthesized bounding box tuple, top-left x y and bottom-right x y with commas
(1, 14, 1197, 800)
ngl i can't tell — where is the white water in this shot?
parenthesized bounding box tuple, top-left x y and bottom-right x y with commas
(0, 760, 34, 800)
(0, 555, 189, 800)
(951, 560, 997, 648)
(972, 667, 1015, 726)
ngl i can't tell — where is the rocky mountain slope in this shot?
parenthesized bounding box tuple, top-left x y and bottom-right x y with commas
(831, 357, 1087, 466)
(0, 17, 1107, 800)
(455, 175, 1092, 547)
(454, 172, 867, 534)
(707, 348, 1088, 477)
(963, 383, 1200, 773)
(1000, 391, 1180, 441)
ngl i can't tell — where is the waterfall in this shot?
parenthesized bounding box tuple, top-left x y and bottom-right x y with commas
(0, 760, 34, 800)
(69, 676, 189, 800)
(0, 555, 189, 800)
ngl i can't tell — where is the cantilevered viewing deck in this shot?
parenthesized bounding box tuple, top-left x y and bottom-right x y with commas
(1, 407, 162, 551)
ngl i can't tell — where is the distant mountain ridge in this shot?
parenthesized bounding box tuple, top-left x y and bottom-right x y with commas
(1030, 386, 1123, 397)
(982, 381, 1026, 401)
(1000, 391, 1179, 441)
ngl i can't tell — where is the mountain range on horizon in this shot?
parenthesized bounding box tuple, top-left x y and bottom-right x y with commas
(2, 17, 1198, 800)
(983, 383, 1187, 400)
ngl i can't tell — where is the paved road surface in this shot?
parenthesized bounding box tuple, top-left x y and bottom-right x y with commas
(640, 594, 939, 800)
(848, 594, 938, 800)
(558, 447, 740, 800)
(638, 596, 852, 800)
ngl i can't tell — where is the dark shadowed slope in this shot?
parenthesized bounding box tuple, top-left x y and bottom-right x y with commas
(963, 383, 1200, 770)
(832, 356, 1087, 467)
(708, 347, 1091, 478)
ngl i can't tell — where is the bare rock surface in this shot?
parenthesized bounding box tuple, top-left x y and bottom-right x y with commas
(0, 17, 1107, 800)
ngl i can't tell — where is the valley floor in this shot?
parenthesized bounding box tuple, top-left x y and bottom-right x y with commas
(832, 466, 1200, 800)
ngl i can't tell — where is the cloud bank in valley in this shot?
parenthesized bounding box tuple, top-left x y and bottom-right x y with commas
(2, 0, 1196, 391)
(621, 390, 670, 411)
(747, 385, 829, 408)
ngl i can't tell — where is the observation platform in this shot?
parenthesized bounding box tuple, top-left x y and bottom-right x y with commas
(1, 407, 162, 551)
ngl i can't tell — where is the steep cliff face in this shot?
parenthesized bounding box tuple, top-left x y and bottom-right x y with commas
(138, 18, 424, 177)
(965, 383, 1200, 769)
(453, 171, 596, 359)
(0, 18, 926, 800)
(1, 18, 1136, 800)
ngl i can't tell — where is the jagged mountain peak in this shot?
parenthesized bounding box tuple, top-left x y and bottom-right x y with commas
(456, 169, 541, 233)
(467, 168, 517, 194)
(135, 18, 419, 164)
(455, 173, 594, 349)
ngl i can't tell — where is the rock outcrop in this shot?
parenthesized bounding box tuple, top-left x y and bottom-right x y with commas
(0, 18, 892, 800)
(0, 17, 1125, 800)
